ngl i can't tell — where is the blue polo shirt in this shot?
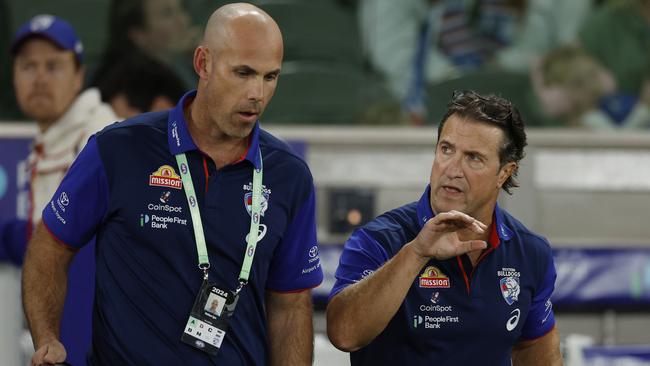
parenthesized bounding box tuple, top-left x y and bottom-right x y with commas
(42, 90, 323, 365)
(329, 186, 557, 366)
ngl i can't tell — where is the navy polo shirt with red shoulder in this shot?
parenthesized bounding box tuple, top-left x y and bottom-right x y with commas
(329, 186, 557, 366)
(42, 90, 323, 366)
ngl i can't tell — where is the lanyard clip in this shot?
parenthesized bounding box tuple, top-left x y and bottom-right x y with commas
(199, 263, 210, 281)
(234, 279, 248, 296)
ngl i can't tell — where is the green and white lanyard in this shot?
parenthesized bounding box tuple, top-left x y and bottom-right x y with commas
(175, 149, 263, 294)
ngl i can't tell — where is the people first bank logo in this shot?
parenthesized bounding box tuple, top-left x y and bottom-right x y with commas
(419, 266, 450, 288)
(149, 165, 182, 190)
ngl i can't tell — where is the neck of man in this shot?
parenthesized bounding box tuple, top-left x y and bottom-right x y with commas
(185, 99, 249, 170)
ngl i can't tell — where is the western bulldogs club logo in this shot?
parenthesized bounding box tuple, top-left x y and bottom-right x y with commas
(499, 277, 520, 305)
(498, 267, 521, 305)
(242, 182, 271, 216)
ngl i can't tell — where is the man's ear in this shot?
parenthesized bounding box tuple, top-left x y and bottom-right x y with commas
(497, 162, 517, 188)
(193, 46, 210, 79)
(73, 65, 85, 94)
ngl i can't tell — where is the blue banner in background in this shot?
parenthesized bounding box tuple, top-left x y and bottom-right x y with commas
(583, 345, 650, 365)
(0, 137, 30, 218)
(314, 245, 650, 309)
(553, 248, 650, 309)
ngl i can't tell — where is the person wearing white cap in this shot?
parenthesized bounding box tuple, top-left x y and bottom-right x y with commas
(2, 14, 117, 366)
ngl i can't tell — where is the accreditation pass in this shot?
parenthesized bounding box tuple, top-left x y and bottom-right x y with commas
(184, 315, 226, 350)
(181, 283, 238, 355)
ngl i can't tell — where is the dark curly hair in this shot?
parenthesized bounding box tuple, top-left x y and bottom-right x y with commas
(437, 90, 527, 194)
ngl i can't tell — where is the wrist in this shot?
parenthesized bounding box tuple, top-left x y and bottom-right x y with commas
(34, 332, 59, 349)
(404, 242, 430, 268)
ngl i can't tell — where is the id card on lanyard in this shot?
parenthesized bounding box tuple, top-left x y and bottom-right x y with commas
(176, 149, 263, 355)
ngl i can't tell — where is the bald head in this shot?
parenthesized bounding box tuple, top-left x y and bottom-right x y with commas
(203, 3, 283, 54)
(190, 2, 283, 141)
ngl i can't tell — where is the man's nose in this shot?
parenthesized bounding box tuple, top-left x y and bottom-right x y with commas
(444, 156, 464, 178)
(33, 67, 48, 84)
(247, 77, 264, 101)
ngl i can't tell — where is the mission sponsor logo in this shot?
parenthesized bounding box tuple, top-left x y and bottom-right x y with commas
(419, 266, 450, 288)
(149, 165, 182, 190)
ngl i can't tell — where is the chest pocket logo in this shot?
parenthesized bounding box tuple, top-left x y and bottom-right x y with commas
(500, 276, 520, 305)
(506, 308, 520, 331)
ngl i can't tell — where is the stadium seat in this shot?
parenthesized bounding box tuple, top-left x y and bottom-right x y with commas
(424, 70, 552, 126)
(262, 61, 398, 124)
(254, 0, 364, 67)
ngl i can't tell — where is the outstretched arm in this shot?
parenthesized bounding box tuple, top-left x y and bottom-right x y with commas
(22, 222, 76, 365)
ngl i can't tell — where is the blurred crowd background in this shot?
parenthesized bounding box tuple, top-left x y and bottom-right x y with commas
(1, 0, 650, 129)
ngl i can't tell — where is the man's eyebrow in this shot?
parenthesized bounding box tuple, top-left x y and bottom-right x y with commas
(465, 149, 488, 159)
(233, 65, 257, 74)
(438, 139, 488, 158)
(438, 139, 454, 147)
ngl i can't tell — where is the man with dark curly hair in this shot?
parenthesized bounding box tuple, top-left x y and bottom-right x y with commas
(327, 90, 562, 366)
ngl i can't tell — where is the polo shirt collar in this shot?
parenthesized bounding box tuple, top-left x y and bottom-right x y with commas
(415, 185, 513, 245)
(167, 89, 262, 170)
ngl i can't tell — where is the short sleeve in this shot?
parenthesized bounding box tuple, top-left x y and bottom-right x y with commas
(328, 229, 390, 302)
(266, 186, 323, 291)
(42, 136, 109, 248)
(520, 254, 557, 340)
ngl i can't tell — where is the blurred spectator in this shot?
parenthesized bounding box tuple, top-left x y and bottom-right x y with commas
(532, 46, 650, 129)
(1, 14, 117, 366)
(579, 0, 650, 96)
(92, 0, 200, 89)
(359, 0, 592, 124)
(495, 0, 592, 72)
(96, 54, 186, 119)
(626, 66, 650, 128)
